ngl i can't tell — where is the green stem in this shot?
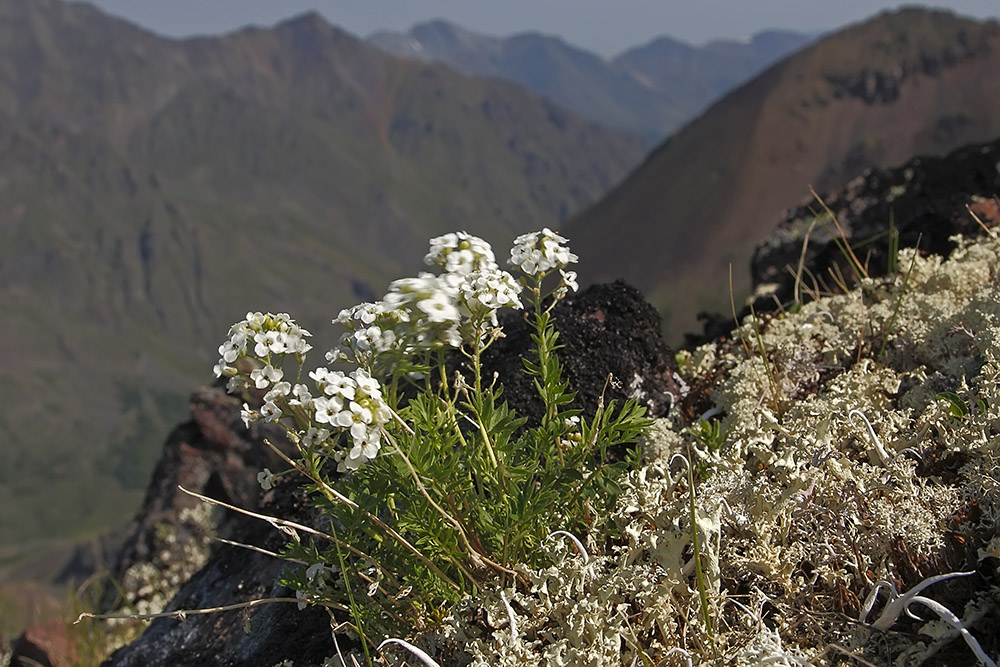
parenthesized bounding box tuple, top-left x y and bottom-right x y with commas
(685, 446, 714, 642)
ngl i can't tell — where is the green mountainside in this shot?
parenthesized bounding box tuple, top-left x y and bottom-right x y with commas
(0, 0, 645, 556)
(567, 8, 1000, 343)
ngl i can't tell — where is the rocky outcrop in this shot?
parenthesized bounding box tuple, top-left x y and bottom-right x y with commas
(751, 136, 1000, 314)
(97, 385, 336, 667)
(99, 282, 678, 666)
(823, 18, 1000, 105)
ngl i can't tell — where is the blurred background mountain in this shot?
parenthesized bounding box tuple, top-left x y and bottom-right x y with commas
(369, 21, 815, 143)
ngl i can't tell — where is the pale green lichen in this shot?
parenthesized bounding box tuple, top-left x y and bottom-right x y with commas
(422, 235, 1000, 666)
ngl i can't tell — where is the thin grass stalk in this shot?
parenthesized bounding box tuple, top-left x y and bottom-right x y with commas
(966, 203, 1000, 249)
(683, 446, 716, 656)
(887, 210, 899, 274)
(793, 216, 820, 306)
(328, 519, 374, 666)
(810, 187, 869, 282)
(877, 239, 919, 364)
(749, 303, 781, 416)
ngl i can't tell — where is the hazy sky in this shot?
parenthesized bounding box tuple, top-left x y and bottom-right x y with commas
(80, 1, 1000, 58)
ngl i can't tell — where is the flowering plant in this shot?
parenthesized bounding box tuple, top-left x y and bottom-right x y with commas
(213, 229, 650, 645)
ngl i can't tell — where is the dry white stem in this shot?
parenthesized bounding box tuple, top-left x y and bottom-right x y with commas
(74, 596, 345, 624)
(904, 596, 997, 667)
(377, 638, 441, 667)
(861, 571, 996, 667)
(848, 410, 891, 464)
(500, 590, 519, 646)
(212, 536, 306, 564)
(178, 485, 330, 542)
(547, 530, 590, 561)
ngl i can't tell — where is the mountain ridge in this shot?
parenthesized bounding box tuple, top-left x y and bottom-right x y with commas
(566, 7, 1000, 342)
(368, 19, 814, 142)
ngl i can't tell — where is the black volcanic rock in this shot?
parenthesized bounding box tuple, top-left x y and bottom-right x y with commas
(470, 281, 683, 424)
(751, 137, 1000, 307)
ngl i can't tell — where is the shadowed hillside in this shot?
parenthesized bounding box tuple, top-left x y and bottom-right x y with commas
(567, 7, 1000, 343)
(0, 0, 645, 554)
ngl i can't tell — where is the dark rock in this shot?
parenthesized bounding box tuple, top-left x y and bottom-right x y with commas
(102, 385, 334, 667)
(751, 136, 1000, 314)
(473, 280, 683, 423)
(104, 485, 334, 667)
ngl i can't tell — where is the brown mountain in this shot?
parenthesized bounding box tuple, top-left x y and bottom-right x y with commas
(566, 7, 1000, 343)
(0, 0, 644, 553)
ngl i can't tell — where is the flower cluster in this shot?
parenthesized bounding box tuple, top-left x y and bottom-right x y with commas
(425, 231, 497, 275)
(239, 363, 392, 472)
(213, 311, 312, 380)
(329, 302, 403, 374)
(217, 229, 578, 475)
(509, 228, 579, 276)
(307, 367, 392, 471)
(332, 233, 525, 367)
(459, 268, 523, 328)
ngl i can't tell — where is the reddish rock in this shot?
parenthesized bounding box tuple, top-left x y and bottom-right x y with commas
(11, 620, 77, 667)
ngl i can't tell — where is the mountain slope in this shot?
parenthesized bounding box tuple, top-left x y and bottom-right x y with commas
(0, 0, 645, 552)
(368, 20, 812, 142)
(567, 7, 1000, 343)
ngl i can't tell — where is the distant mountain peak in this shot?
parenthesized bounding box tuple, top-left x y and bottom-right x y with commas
(368, 20, 813, 142)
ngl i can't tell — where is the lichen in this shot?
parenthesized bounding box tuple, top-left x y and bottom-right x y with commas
(424, 235, 1000, 666)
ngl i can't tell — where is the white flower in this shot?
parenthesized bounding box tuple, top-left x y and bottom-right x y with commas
(335, 435, 382, 471)
(308, 367, 330, 384)
(250, 364, 283, 389)
(245, 311, 266, 327)
(259, 401, 281, 422)
(300, 427, 331, 449)
(334, 402, 374, 442)
(257, 468, 275, 490)
(357, 302, 381, 324)
(560, 269, 579, 292)
(353, 369, 382, 399)
(289, 384, 312, 406)
(264, 382, 291, 402)
(253, 330, 281, 357)
(417, 292, 461, 323)
(313, 396, 345, 425)
(240, 403, 256, 428)
(323, 371, 356, 400)
(218, 334, 246, 363)
(213, 361, 236, 378)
